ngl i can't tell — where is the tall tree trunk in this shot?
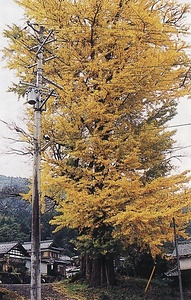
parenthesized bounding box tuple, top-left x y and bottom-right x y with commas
(105, 254, 115, 286)
(90, 257, 102, 287)
(85, 255, 92, 282)
(81, 254, 116, 287)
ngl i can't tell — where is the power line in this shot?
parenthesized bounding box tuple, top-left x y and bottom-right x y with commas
(168, 122, 191, 128)
(40, 119, 191, 145)
(3, 23, 191, 147)
(3, 23, 191, 73)
(36, 20, 191, 35)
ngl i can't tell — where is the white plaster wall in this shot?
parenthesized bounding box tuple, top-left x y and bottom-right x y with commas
(180, 258, 191, 270)
(25, 260, 47, 275)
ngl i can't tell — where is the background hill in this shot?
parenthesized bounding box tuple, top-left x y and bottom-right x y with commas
(0, 175, 77, 256)
(0, 175, 31, 242)
(0, 175, 56, 242)
(0, 175, 28, 192)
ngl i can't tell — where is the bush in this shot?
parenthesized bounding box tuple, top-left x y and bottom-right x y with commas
(0, 288, 24, 300)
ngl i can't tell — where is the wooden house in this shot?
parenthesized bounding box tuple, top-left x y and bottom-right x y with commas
(23, 240, 68, 276)
(0, 242, 29, 273)
(166, 240, 191, 287)
(171, 241, 191, 271)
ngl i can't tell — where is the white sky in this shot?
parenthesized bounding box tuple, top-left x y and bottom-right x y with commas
(0, 0, 191, 178)
(0, 0, 32, 178)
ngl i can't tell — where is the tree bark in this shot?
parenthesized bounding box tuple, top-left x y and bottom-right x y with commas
(105, 254, 115, 286)
(81, 253, 115, 287)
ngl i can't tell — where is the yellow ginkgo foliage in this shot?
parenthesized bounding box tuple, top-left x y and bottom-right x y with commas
(4, 0, 191, 286)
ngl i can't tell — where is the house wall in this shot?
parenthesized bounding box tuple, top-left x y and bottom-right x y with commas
(180, 258, 191, 270)
(26, 260, 48, 275)
(40, 262, 48, 275)
(26, 260, 30, 272)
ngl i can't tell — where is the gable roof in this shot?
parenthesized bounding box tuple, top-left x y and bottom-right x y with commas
(23, 240, 64, 252)
(171, 241, 191, 258)
(0, 242, 29, 257)
(0, 242, 19, 254)
(23, 240, 53, 251)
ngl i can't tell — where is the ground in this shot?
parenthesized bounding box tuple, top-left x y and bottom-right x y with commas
(1, 283, 69, 300)
(1, 280, 191, 300)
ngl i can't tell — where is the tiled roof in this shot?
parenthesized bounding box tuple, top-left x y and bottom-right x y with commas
(171, 241, 191, 258)
(23, 240, 54, 251)
(0, 240, 64, 256)
(0, 242, 19, 254)
(23, 240, 64, 252)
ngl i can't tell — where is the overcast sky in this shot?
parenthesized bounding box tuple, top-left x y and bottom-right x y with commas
(0, 0, 191, 178)
(0, 0, 32, 178)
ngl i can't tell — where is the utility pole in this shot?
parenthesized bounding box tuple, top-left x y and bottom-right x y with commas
(30, 25, 44, 300)
(172, 217, 184, 300)
(21, 23, 57, 300)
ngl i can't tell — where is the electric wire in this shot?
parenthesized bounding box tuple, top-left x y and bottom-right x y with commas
(1, 4, 191, 154)
(1, 3, 191, 181)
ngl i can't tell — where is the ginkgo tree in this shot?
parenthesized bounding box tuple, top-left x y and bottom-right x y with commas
(4, 0, 191, 286)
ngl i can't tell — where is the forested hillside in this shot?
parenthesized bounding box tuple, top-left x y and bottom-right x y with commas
(0, 175, 29, 241)
(0, 175, 76, 254)
(0, 175, 53, 242)
(0, 175, 28, 191)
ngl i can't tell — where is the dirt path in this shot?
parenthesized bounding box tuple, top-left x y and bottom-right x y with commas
(1, 283, 70, 300)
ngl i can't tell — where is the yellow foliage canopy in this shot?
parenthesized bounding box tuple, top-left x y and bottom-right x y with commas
(4, 0, 191, 255)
